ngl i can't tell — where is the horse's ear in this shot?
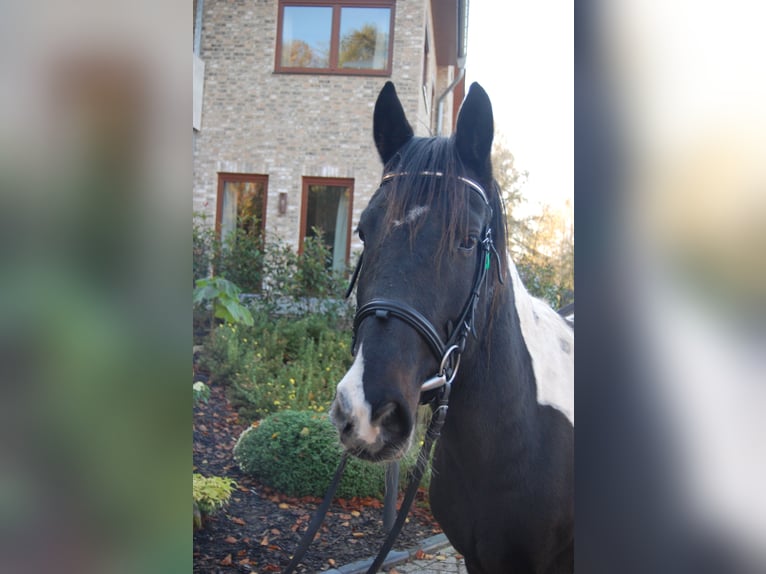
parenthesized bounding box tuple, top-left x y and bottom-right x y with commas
(455, 82, 494, 174)
(373, 82, 414, 164)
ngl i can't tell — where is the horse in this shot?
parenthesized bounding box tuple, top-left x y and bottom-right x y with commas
(329, 81, 574, 574)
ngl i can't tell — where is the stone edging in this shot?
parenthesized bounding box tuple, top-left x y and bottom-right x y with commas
(324, 533, 450, 574)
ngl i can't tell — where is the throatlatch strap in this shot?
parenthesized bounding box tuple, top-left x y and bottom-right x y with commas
(345, 251, 364, 299)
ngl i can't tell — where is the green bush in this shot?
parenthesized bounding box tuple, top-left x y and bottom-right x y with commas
(293, 231, 347, 298)
(233, 410, 386, 498)
(201, 309, 352, 418)
(193, 217, 355, 417)
(193, 218, 349, 300)
(193, 213, 215, 285)
(193, 473, 236, 516)
(194, 213, 265, 294)
(259, 239, 299, 309)
(213, 220, 265, 294)
(199, 322, 251, 387)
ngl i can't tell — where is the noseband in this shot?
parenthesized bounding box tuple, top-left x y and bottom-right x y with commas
(346, 171, 503, 401)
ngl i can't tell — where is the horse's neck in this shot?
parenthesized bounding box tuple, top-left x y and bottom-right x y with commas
(444, 283, 540, 450)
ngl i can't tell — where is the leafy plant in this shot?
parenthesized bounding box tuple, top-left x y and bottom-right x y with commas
(193, 213, 215, 285)
(199, 300, 352, 417)
(259, 238, 299, 308)
(193, 473, 236, 528)
(193, 381, 210, 405)
(193, 276, 254, 327)
(194, 217, 355, 414)
(293, 230, 346, 299)
(233, 410, 385, 498)
(213, 219, 265, 294)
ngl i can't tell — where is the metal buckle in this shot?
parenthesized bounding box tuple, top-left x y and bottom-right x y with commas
(420, 345, 461, 392)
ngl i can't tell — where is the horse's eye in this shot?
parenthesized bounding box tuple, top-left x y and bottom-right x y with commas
(459, 234, 479, 251)
(357, 228, 366, 243)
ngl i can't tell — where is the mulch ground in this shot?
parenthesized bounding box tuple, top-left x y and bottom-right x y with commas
(193, 368, 442, 573)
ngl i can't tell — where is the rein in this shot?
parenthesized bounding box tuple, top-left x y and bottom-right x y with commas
(281, 395, 450, 574)
(282, 172, 499, 574)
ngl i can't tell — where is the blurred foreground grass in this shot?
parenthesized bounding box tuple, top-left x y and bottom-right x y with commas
(0, 1, 189, 572)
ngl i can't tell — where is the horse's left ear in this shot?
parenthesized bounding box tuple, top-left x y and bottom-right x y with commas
(455, 82, 494, 174)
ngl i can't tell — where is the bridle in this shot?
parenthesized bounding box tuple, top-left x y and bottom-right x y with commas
(346, 170, 504, 402)
(283, 171, 505, 574)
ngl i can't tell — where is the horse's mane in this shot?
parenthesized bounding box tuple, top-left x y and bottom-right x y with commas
(376, 136, 509, 293)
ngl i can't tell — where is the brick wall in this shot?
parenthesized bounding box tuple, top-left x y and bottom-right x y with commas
(193, 0, 440, 257)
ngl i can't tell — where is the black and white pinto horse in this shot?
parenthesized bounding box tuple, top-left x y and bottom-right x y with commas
(330, 82, 574, 573)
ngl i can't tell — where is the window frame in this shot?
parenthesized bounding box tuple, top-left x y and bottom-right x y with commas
(299, 176, 355, 268)
(215, 172, 269, 242)
(275, 0, 395, 76)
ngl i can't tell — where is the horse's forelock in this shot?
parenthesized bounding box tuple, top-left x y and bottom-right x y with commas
(379, 137, 489, 261)
(374, 136, 509, 326)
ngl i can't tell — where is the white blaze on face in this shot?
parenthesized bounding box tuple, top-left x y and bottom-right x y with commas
(333, 344, 380, 444)
(392, 205, 429, 228)
(508, 257, 575, 425)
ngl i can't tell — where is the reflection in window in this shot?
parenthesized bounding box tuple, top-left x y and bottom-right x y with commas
(276, 1, 393, 75)
(339, 7, 390, 70)
(218, 175, 267, 243)
(302, 179, 353, 272)
(216, 174, 268, 293)
(280, 6, 332, 68)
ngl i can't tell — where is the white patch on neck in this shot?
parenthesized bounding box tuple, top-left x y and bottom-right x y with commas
(335, 344, 380, 444)
(508, 257, 574, 425)
(392, 205, 429, 228)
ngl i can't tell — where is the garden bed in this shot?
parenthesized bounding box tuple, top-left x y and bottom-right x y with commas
(193, 378, 441, 573)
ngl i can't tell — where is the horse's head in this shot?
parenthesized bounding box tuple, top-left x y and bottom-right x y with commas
(330, 82, 505, 461)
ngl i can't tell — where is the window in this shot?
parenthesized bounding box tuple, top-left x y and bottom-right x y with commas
(276, 1, 394, 75)
(215, 173, 268, 293)
(300, 177, 354, 272)
(216, 173, 268, 242)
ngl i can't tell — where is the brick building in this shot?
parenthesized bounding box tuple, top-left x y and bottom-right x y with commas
(193, 0, 469, 273)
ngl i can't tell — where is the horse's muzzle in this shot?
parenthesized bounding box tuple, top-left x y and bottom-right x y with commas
(330, 342, 417, 461)
(330, 389, 413, 462)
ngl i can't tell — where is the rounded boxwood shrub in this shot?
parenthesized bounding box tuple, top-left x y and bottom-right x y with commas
(233, 410, 386, 498)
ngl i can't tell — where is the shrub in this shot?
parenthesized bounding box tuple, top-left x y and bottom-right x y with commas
(259, 239, 299, 309)
(293, 231, 346, 298)
(193, 213, 215, 285)
(194, 218, 355, 415)
(231, 313, 352, 419)
(213, 220, 265, 294)
(233, 410, 386, 498)
(201, 309, 352, 417)
(199, 322, 251, 387)
(193, 473, 236, 521)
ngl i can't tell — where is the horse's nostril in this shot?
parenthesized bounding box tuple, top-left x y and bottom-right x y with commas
(371, 400, 411, 437)
(342, 421, 354, 436)
(371, 401, 397, 423)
